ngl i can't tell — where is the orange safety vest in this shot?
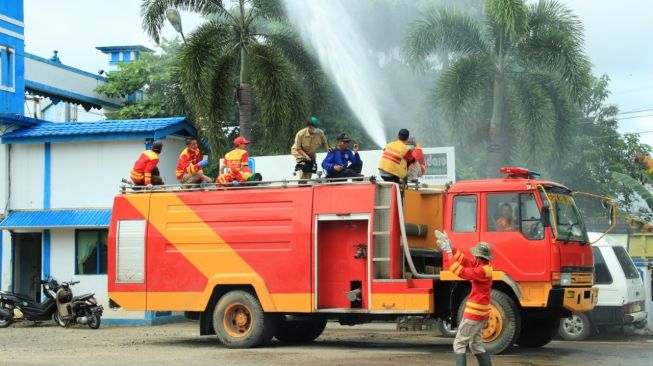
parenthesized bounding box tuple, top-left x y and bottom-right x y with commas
(176, 147, 202, 180)
(130, 150, 159, 185)
(223, 148, 252, 180)
(378, 140, 410, 179)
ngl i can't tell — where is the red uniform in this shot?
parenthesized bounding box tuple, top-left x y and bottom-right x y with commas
(448, 249, 493, 321)
(220, 148, 251, 183)
(176, 147, 202, 180)
(412, 144, 426, 175)
(130, 150, 159, 185)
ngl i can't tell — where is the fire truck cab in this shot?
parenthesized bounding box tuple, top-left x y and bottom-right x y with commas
(108, 168, 607, 353)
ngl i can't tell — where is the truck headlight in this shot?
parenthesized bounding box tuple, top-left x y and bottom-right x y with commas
(560, 273, 572, 286)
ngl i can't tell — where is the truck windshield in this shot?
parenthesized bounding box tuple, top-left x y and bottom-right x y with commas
(545, 189, 589, 243)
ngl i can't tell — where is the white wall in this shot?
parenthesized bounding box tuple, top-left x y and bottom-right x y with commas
(49, 229, 145, 320)
(0, 144, 8, 216)
(51, 140, 142, 208)
(156, 136, 186, 185)
(252, 146, 456, 184)
(1, 230, 10, 291)
(50, 137, 186, 209)
(9, 143, 44, 209)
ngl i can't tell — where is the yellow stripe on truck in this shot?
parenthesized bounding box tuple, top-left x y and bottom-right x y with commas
(124, 194, 282, 312)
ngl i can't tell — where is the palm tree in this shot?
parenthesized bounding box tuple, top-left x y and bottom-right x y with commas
(404, 0, 591, 177)
(141, 0, 327, 154)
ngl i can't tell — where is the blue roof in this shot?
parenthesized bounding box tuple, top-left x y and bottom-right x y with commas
(1, 117, 196, 144)
(0, 113, 44, 127)
(96, 45, 154, 53)
(0, 209, 112, 229)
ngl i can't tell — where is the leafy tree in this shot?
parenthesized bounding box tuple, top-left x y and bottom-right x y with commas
(96, 38, 188, 120)
(404, 0, 591, 177)
(141, 0, 328, 155)
(551, 75, 652, 220)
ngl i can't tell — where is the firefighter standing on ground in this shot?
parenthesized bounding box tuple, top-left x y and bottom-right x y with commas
(218, 136, 253, 184)
(291, 117, 331, 180)
(378, 128, 415, 183)
(176, 137, 212, 184)
(130, 140, 164, 186)
(436, 230, 494, 366)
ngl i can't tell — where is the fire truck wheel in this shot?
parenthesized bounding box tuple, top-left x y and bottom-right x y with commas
(515, 316, 560, 347)
(274, 318, 327, 344)
(457, 289, 521, 355)
(213, 290, 277, 348)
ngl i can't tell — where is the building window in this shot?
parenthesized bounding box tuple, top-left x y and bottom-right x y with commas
(75, 229, 108, 275)
(0, 46, 16, 91)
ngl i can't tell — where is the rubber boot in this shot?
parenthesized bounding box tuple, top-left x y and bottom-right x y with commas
(475, 352, 492, 366)
(455, 353, 467, 366)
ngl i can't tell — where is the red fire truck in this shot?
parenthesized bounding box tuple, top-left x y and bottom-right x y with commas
(108, 167, 612, 353)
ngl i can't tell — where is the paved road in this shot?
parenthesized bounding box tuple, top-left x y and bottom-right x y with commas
(1, 322, 651, 365)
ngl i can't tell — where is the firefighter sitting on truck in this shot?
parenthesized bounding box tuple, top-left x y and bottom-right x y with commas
(435, 230, 494, 366)
(176, 137, 212, 184)
(378, 128, 415, 184)
(217, 136, 255, 185)
(130, 140, 164, 186)
(321, 133, 363, 179)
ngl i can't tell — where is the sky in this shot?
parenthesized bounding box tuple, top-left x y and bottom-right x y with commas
(22, 0, 653, 146)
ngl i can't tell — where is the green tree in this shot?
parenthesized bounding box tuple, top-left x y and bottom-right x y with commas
(552, 75, 652, 219)
(404, 0, 591, 177)
(141, 0, 327, 155)
(96, 38, 188, 120)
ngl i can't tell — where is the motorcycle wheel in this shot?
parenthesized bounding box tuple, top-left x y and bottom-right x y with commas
(53, 311, 67, 327)
(0, 316, 13, 328)
(87, 313, 101, 329)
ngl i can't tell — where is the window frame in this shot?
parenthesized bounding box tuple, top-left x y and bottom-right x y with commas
(592, 247, 613, 285)
(452, 195, 478, 233)
(485, 192, 544, 240)
(74, 229, 108, 275)
(0, 45, 16, 92)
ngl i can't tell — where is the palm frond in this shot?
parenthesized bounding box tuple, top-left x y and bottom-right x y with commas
(250, 43, 307, 154)
(141, 0, 233, 43)
(403, 7, 488, 70)
(485, 0, 528, 41)
(178, 20, 239, 155)
(509, 72, 556, 165)
(264, 24, 329, 113)
(249, 0, 287, 22)
(519, 1, 590, 103)
(436, 54, 494, 132)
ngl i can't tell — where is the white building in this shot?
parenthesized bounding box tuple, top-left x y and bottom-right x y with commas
(0, 115, 194, 324)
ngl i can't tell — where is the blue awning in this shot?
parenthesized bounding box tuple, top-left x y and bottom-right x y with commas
(0, 209, 112, 229)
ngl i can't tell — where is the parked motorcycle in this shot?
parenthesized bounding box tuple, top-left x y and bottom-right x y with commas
(0, 278, 60, 328)
(52, 280, 103, 329)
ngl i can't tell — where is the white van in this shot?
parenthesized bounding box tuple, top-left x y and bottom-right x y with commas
(558, 232, 648, 340)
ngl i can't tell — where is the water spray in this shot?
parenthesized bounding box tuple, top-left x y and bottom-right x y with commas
(282, 0, 388, 148)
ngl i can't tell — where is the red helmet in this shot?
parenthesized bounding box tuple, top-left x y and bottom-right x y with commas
(233, 136, 251, 146)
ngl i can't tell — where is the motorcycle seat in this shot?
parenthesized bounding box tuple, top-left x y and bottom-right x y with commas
(72, 293, 95, 302)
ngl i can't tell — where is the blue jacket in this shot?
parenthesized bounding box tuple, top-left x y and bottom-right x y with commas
(322, 148, 362, 175)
